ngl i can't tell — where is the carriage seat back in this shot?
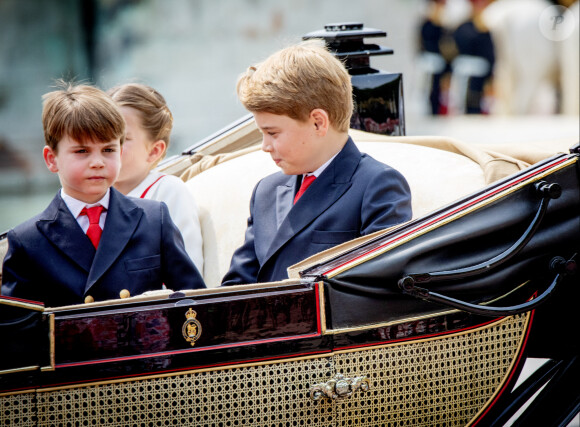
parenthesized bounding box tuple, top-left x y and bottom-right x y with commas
(185, 137, 487, 287)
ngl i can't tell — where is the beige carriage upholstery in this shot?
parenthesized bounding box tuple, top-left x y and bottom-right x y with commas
(184, 131, 554, 288)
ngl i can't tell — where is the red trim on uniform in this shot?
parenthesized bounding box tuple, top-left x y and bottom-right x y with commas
(140, 175, 166, 198)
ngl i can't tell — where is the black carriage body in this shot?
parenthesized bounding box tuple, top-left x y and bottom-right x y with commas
(306, 154, 579, 342)
(1, 150, 579, 426)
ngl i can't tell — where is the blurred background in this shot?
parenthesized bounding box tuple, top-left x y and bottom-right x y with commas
(0, 0, 578, 232)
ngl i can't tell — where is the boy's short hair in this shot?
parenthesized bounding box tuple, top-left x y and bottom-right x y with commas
(237, 40, 353, 132)
(108, 83, 173, 151)
(42, 81, 125, 151)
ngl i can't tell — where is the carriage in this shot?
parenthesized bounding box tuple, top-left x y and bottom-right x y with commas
(1, 113, 578, 425)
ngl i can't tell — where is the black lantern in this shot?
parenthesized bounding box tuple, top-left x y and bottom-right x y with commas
(303, 22, 405, 136)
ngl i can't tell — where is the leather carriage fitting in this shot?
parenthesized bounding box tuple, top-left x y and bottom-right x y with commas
(0, 301, 50, 372)
(305, 152, 580, 336)
(397, 181, 576, 317)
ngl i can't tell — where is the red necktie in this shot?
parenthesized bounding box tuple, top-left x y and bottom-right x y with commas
(81, 206, 104, 249)
(294, 175, 316, 204)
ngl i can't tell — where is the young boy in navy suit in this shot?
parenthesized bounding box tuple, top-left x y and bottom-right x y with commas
(1, 82, 205, 307)
(222, 41, 412, 286)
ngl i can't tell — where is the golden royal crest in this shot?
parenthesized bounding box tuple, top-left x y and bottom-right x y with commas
(182, 308, 202, 347)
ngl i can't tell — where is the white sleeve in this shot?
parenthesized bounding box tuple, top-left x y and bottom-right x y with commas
(147, 175, 204, 274)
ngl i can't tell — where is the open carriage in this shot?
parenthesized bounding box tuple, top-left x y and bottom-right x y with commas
(1, 114, 578, 426)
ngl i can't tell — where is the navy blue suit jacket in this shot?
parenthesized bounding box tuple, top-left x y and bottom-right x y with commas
(222, 138, 412, 285)
(1, 188, 205, 307)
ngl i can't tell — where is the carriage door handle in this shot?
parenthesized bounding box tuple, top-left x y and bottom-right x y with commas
(397, 181, 572, 316)
(310, 373, 370, 401)
(399, 181, 561, 287)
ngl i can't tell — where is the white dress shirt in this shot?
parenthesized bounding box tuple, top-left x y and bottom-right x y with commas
(61, 189, 110, 233)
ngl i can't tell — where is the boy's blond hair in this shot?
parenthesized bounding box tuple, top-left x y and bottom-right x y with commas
(237, 40, 353, 132)
(108, 83, 173, 158)
(42, 81, 125, 151)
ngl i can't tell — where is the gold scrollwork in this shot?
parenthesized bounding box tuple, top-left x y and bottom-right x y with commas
(310, 372, 370, 401)
(182, 308, 202, 347)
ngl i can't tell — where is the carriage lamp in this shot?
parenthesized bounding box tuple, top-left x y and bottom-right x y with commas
(303, 22, 405, 136)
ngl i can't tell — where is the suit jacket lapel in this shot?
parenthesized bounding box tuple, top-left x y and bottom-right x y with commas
(36, 193, 95, 273)
(275, 176, 296, 229)
(85, 188, 143, 292)
(263, 138, 360, 263)
(253, 176, 294, 263)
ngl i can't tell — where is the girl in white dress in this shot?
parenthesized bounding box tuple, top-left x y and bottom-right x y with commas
(109, 83, 204, 274)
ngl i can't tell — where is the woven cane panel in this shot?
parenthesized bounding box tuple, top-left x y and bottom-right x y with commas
(0, 392, 37, 426)
(33, 357, 334, 426)
(2, 314, 527, 426)
(333, 314, 528, 426)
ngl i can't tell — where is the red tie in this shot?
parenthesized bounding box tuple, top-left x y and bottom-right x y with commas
(81, 206, 104, 249)
(294, 175, 316, 204)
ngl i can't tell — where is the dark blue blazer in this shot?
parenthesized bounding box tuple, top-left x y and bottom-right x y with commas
(222, 138, 412, 285)
(1, 188, 205, 307)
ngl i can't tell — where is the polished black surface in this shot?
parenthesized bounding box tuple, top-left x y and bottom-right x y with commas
(305, 155, 579, 336)
(0, 300, 50, 372)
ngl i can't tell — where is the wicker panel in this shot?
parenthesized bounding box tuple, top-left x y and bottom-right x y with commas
(333, 314, 528, 426)
(0, 392, 37, 426)
(1, 314, 528, 426)
(34, 357, 334, 426)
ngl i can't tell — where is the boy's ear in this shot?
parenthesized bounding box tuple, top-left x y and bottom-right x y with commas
(310, 109, 329, 136)
(147, 140, 167, 164)
(43, 146, 59, 173)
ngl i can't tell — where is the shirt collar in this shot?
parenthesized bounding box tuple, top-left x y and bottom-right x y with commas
(306, 152, 339, 178)
(61, 188, 110, 218)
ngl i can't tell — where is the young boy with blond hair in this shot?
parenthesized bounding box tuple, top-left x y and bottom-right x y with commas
(222, 40, 412, 285)
(1, 82, 205, 307)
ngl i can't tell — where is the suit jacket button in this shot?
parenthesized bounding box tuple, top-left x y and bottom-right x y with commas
(120, 289, 131, 299)
(84, 295, 94, 304)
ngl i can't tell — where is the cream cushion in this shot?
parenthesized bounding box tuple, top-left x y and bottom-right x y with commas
(186, 138, 486, 287)
(186, 149, 277, 287)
